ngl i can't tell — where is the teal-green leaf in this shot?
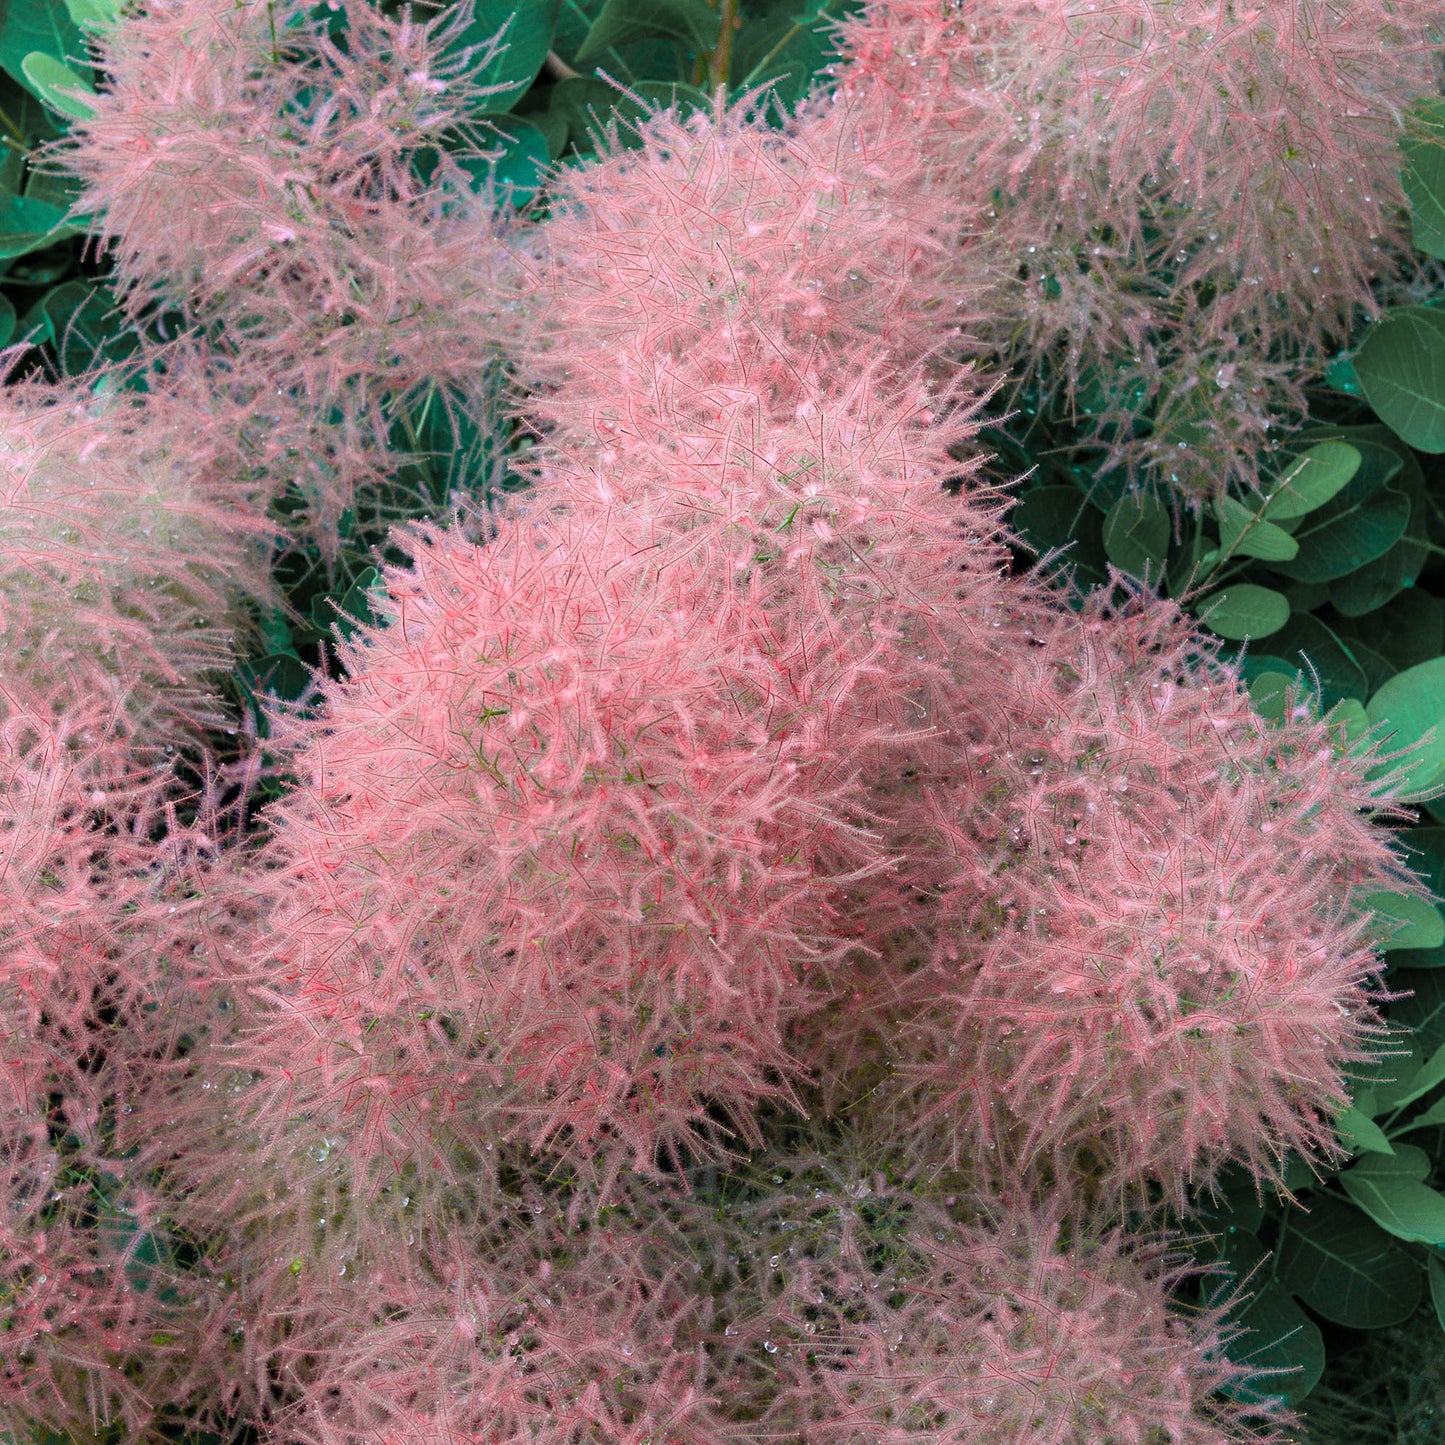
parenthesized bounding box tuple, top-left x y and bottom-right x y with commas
(1354, 306, 1445, 453)
(1388, 826, 1445, 969)
(1365, 656, 1445, 798)
(730, 0, 864, 109)
(458, 114, 552, 208)
(1364, 1040, 1445, 1114)
(1323, 696, 1370, 748)
(0, 191, 73, 257)
(1274, 1194, 1420, 1328)
(1264, 460, 1410, 585)
(1333, 1105, 1394, 1157)
(1402, 98, 1445, 260)
(1346, 1145, 1432, 1182)
(1430, 1251, 1445, 1333)
(1248, 671, 1301, 721)
(1101, 489, 1169, 583)
(445, 0, 557, 112)
(574, 0, 719, 66)
(19, 49, 89, 117)
(1215, 493, 1299, 561)
(0, 0, 85, 94)
(1008, 485, 1108, 586)
(1339, 1169, 1445, 1245)
(61, 0, 118, 33)
(1361, 890, 1445, 951)
(1251, 611, 1368, 712)
(1224, 1279, 1325, 1408)
(1194, 584, 1289, 642)
(1259, 441, 1361, 521)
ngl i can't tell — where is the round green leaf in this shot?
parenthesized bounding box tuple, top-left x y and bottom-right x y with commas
(458, 114, 552, 208)
(1101, 489, 1169, 583)
(1248, 672, 1298, 721)
(20, 51, 93, 118)
(1264, 460, 1410, 585)
(1365, 657, 1445, 798)
(0, 192, 76, 258)
(573, 0, 718, 66)
(1354, 306, 1445, 454)
(1274, 1194, 1421, 1328)
(1340, 1168, 1445, 1246)
(1361, 890, 1445, 950)
(1194, 584, 1289, 642)
(1215, 493, 1298, 561)
(448, 0, 558, 112)
(1260, 441, 1361, 521)
(1402, 115, 1445, 260)
(1226, 1279, 1325, 1408)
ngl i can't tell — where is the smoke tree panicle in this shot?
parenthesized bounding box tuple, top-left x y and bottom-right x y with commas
(0, 674, 257, 1441)
(0, 365, 285, 766)
(821, 0, 1445, 496)
(694, 1152, 1295, 1444)
(48, 0, 538, 563)
(833, 590, 1428, 1214)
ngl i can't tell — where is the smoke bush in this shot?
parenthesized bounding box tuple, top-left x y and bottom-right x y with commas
(0, 365, 283, 767)
(822, 591, 1424, 1215)
(821, 0, 1445, 496)
(2, 0, 1440, 1439)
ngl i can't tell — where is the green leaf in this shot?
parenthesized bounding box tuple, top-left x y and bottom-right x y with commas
(1338, 588, 1444, 669)
(1340, 1164, 1445, 1245)
(28, 278, 133, 373)
(439, 0, 557, 112)
(1394, 1093, 1445, 1133)
(1354, 306, 1445, 453)
(1365, 656, 1445, 798)
(1215, 493, 1299, 561)
(1274, 1194, 1420, 1328)
(61, 0, 119, 33)
(1333, 1105, 1395, 1157)
(1101, 489, 1169, 583)
(19, 49, 90, 116)
(1368, 1041, 1428, 1115)
(1346, 1145, 1432, 1182)
(1248, 671, 1301, 721)
(1259, 441, 1361, 521)
(1252, 612, 1368, 712)
(1277, 428, 1428, 617)
(1402, 97, 1445, 258)
(1194, 583, 1289, 642)
(730, 0, 864, 109)
(547, 74, 710, 152)
(1323, 696, 1370, 747)
(574, 0, 719, 66)
(0, 191, 74, 257)
(1008, 485, 1108, 587)
(1203, 1231, 1323, 1408)
(1388, 826, 1445, 970)
(1391, 971, 1445, 1059)
(1362, 890, 1445, 951)
(1263, 459, 1410, 585)
(0, 0, 86, 96)
(1368, 1040, 1445, 1113)
(1325, 351, 1363, 396)
(1225, 1279, 1326, 1408)
(1429, 1251, 1445, 1333)
(459, 114, 552, 208)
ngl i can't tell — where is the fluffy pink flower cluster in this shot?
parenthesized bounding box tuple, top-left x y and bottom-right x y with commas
(2, 0, 1438, 1440)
